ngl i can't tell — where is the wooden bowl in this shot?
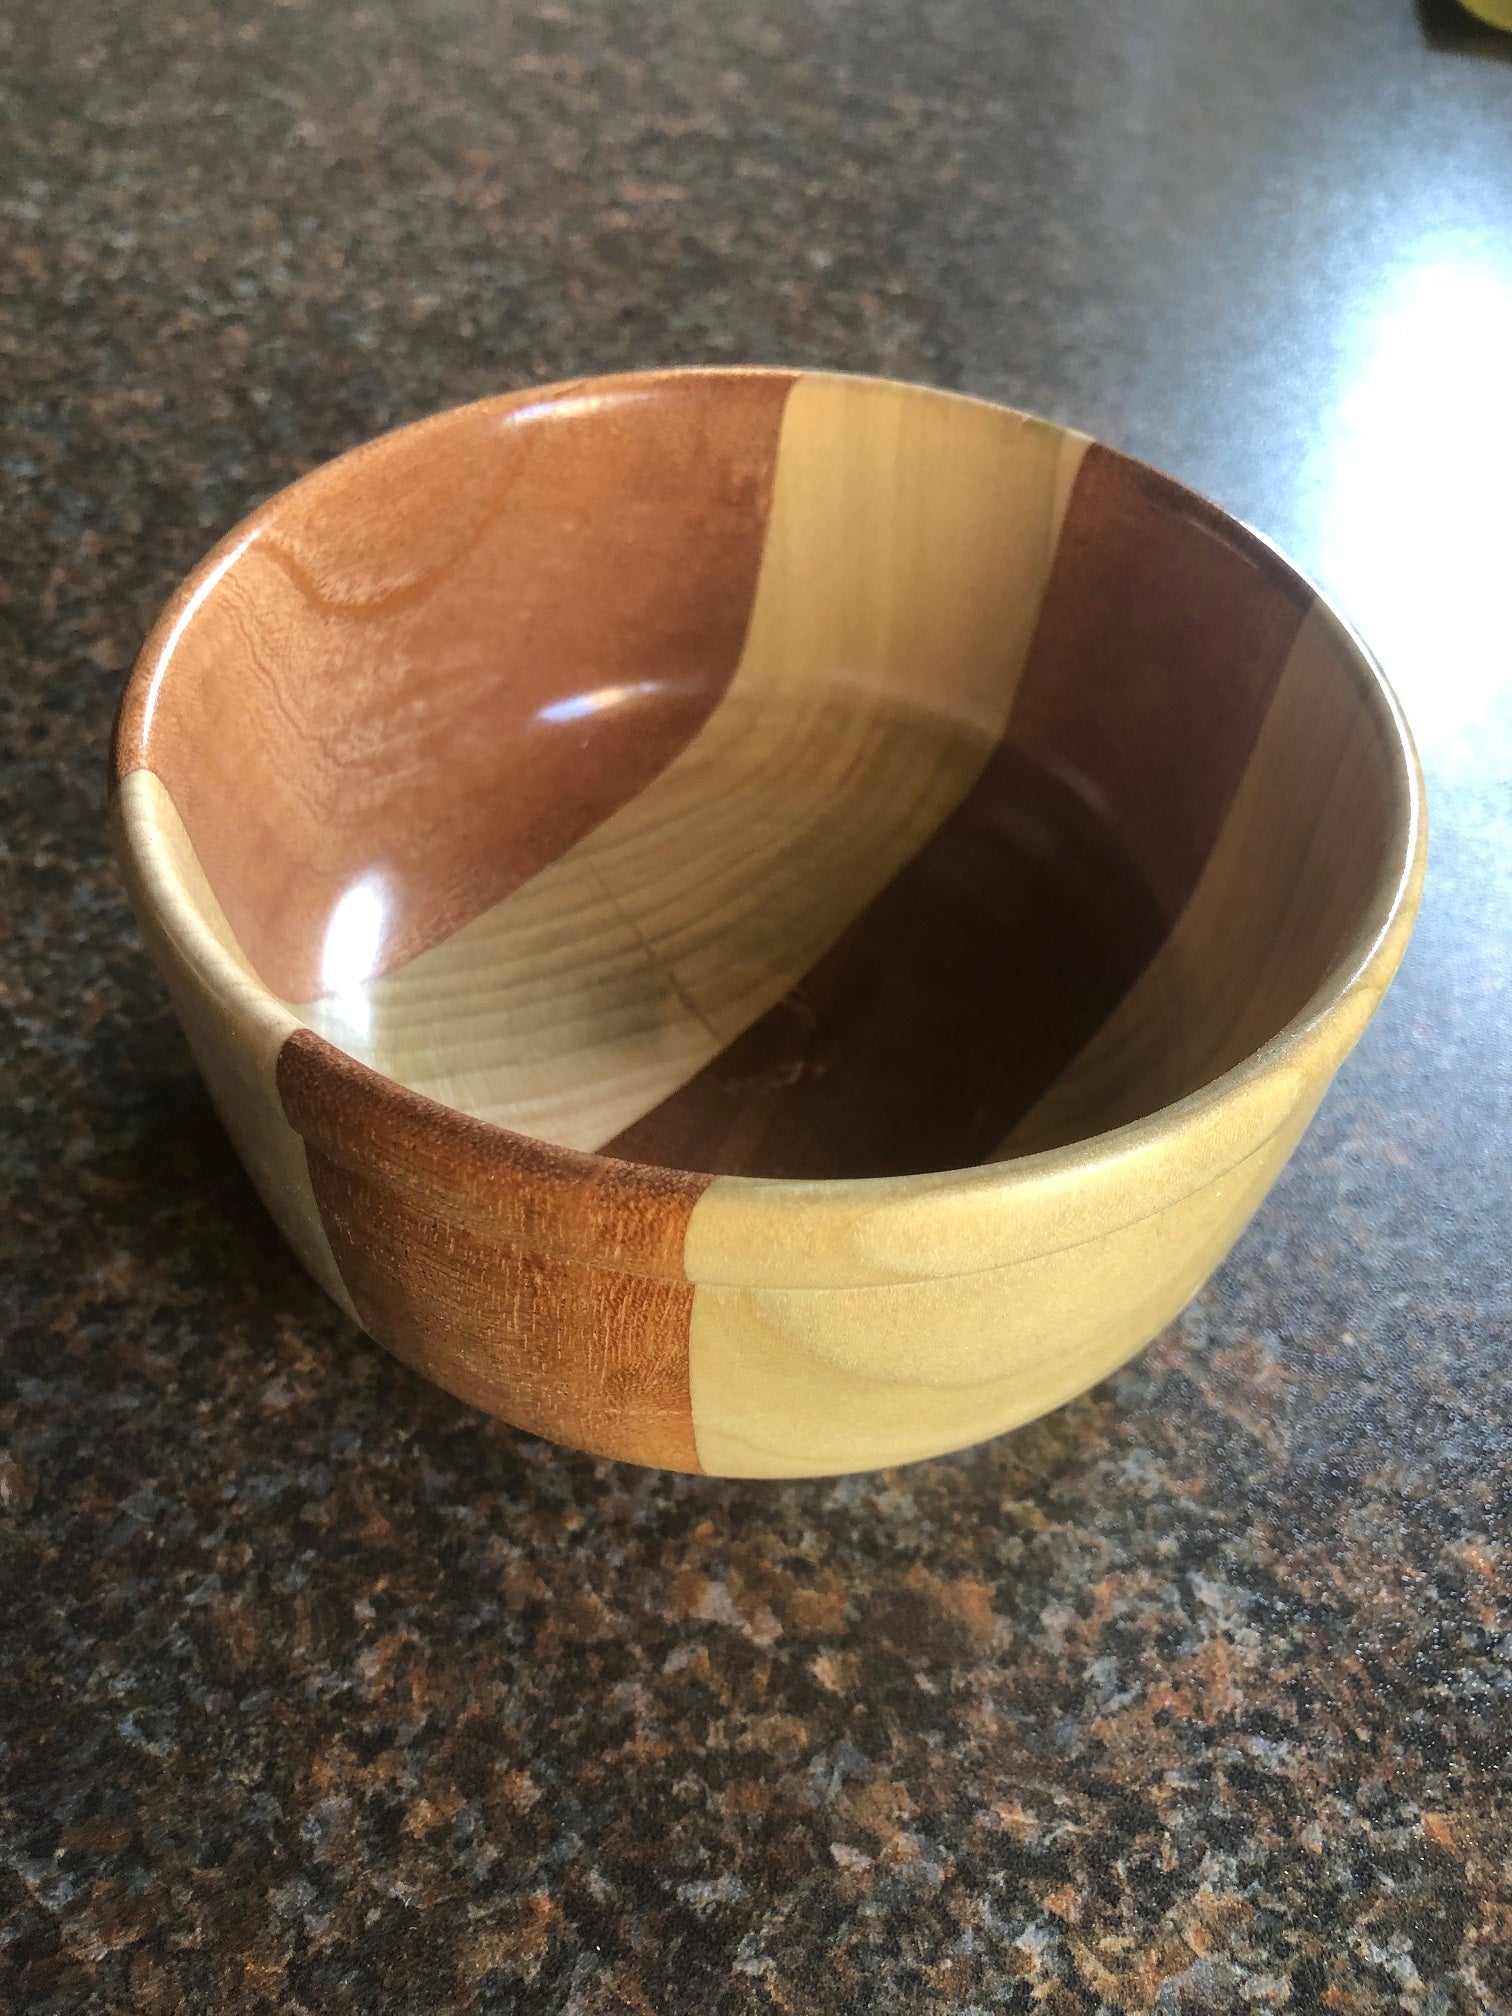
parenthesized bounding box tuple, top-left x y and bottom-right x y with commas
(112, 369, 1425, 1476)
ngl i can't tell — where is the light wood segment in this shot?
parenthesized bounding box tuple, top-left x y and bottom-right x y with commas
(112, 770, 357, 1319)
(297, 376, 1088, 1153)
(730, 374, 1087, 741)
(999, 598, 1406, 1156)
(687, 1100, 1319, 1477)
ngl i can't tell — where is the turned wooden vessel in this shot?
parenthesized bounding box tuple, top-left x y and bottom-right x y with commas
(112, 369, 1425, 1476)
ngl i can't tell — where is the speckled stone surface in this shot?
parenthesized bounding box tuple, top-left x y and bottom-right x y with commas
(3, 1, 1511, 2009)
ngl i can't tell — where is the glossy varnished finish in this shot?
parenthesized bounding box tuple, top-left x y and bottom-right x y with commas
(114, 372, 794, 1000)
(112, 368, 1424, 1476)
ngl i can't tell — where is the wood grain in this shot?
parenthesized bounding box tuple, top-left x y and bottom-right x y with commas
(116, 371, 795, 1000)
(605, 439, 1315, 1175)
(276, 1028, 710, 1469)
(685, 1103, 1320, 1476)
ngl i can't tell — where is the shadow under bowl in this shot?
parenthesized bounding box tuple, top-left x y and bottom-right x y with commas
(112, 368, 1425, 1476)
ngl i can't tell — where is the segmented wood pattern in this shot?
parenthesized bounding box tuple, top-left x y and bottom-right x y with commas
(113, 369, 1425, 1475)
(298, 377, 1086, 1155)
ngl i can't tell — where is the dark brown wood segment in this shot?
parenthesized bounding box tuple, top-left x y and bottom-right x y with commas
(117, 371, 796, 1001)
(604, 745, 1172, 1178)
(276, 1028, 709, 1469)
(1005, 444, 1313, 920)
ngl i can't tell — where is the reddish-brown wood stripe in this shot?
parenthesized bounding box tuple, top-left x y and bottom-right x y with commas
(604, 445, 1313, 1177)
(118, 371, 796, 1001)
(277, 1028, 709, 1468)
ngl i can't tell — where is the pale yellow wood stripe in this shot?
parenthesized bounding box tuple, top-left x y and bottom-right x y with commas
(687, 1097, 1317, 1477)
(114, 770, 359, 1319)
(995, 599, 1403, 1158)
(297, 375, 1089, 1151)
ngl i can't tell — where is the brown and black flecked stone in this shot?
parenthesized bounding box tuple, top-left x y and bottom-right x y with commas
(3, 0, 1511, 2010)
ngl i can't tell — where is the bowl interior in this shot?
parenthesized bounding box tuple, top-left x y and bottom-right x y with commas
(117, 370, 1410, 1181)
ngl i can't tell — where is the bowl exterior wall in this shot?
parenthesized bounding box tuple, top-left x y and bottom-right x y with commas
(682, 1102, 1321, 1476)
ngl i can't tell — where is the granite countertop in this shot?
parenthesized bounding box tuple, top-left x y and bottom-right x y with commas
(4, 1, 1511, 2009)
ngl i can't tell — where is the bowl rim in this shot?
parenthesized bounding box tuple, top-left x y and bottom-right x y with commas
(112, 365, 1428, 1287)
